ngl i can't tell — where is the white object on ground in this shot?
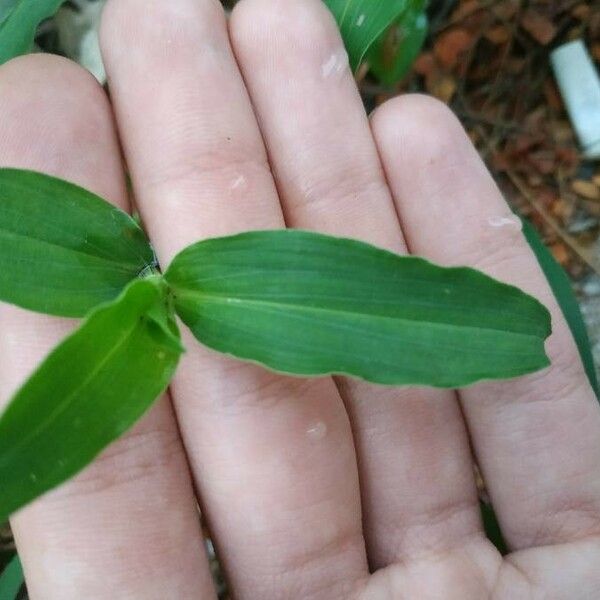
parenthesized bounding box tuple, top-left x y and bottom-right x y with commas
(551, 40, 600, 160)
(54, 0, 106, 84)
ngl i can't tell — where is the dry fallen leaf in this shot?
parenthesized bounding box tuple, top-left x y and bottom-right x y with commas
(431, 74, 458, 103)
(572, 180, 600, 201)
(572, 3, 591, 21)
(451, 0, 482, 23)
(550, 241, 570, 265)
(484, 24, 511, 45)
(521, 9, 557, 45)
(414, 52, 437, 77)
(492, 0, 519, 21)
(434, 28, 474, 69)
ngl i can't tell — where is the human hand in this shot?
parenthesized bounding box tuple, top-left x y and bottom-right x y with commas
(1, 1, 599, 598)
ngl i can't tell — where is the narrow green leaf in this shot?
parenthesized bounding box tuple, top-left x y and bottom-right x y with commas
(165, 230, 551, 388)
(523, 219, 599, 396)
(480, 501, 508, 556)
(366, 2, 428, 86)
(0, 169, 155, 317)
(0, 555, 23, 600)
(0, 277, 182, 523)
(0, 0, 65, 65)
(323, 0, 411, 72)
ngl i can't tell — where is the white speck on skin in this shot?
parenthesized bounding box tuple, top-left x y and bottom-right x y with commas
(321, 50, 348, 80)
(306, 421, 328, 440)
(487, 215, 523, 232)
(356, 14, 366, 27)
(230, 175, 247, 191)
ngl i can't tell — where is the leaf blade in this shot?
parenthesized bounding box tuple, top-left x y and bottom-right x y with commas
(166, 230, 551, 388)
(323, 0, 411, 72)
(0, 0, 65, 65)
(366, 2, 428, 86)
(0, 555, 23, 600)
(0, 169, 155, 317)
(523, 219, 599, 396)
(0, 277, 182, 523)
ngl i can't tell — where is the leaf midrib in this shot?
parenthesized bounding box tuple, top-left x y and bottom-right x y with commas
(0, 316, 140, 468)
(175, 291, 545, 339)
(0, 228, 146, 273)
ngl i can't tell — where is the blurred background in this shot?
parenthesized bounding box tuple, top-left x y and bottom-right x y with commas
(1, 1, 599, 597)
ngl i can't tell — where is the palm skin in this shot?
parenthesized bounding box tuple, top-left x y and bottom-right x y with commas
(0, 1, 599, 598)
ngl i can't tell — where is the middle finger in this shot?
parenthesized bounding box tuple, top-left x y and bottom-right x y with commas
(229, 0, 483, 569)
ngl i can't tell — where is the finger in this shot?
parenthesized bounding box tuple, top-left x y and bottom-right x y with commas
(372, 95, 600, 550)
(229, 0, 483, 569)
(100, 1, 370, 596)
(0, 55, 215, 599)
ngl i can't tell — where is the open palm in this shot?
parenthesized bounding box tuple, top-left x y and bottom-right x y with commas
(1, 1, 599, 598)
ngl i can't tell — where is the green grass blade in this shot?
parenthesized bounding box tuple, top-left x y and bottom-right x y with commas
(0, 0, 65, 65)
(0, 169, 155, 317)
(366, 2, 428, 86)
(166, 230, 551, 388)
(0, 277, 182, 523)
(0, 555, 23, 600)
(523, 220, 599, 396)
(323, 0, 411, 72)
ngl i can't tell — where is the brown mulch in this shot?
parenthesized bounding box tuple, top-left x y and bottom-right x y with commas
(361, 0, 600, 280)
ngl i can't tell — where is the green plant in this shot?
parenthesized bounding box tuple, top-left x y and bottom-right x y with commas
(0, 167, 552, 522)
(0, 0, 65, 65)
(0, 1, 428, 86)
(323, 0, 428, 83)
(0, 555, 23, 600)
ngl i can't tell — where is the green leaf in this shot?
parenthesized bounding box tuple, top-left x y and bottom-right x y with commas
(0, 169, 156, 317)
(165, 230, 551, 387)
(366, 2, 428, 86)
(323, 0, 413, 72)
(0, 277, 182, 523)
(0, 555, 23, 600)
(523, 219, 599, 396)
(0, 0, 65, 65)
(480, 500, 508, 555)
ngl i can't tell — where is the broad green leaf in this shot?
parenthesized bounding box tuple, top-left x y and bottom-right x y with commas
(323, 0, 412, 72)
(165, 230, 551, 387)
(523, 220, 599, 396)
(0, 169, 155, 317)
(366, 2, 428, 86)
(0, 0, 65, 65)
(0, 555, 23, 600)
(0, 277, 182, 523)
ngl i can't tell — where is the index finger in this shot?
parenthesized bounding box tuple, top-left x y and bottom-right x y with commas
(0, 55, 215, 598)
